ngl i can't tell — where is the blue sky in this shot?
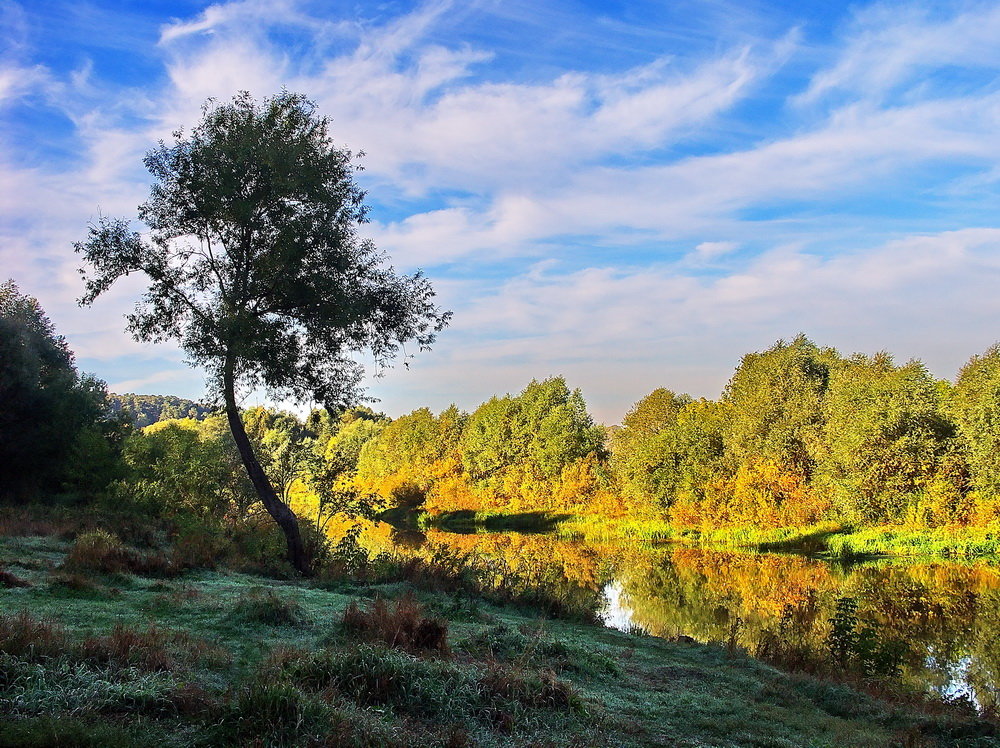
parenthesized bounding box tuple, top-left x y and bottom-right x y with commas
(3, 0, 1000, 423)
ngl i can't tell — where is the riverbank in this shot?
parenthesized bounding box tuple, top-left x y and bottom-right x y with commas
(2, 532, 994, 746)
(555, 516, 1000, 559)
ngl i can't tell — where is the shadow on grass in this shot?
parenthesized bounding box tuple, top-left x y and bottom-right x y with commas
(378, 509, 572, 535)
(756, 528, 849, 555)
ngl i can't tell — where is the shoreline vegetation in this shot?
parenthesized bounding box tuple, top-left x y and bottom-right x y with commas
(380, 509, 1000, 561)
(7, 283, 1000, 742)
(3, 524, 999, 746)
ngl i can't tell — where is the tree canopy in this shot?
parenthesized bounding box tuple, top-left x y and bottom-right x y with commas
(75, 91, 450, 573)
(0, 280, 112, 501)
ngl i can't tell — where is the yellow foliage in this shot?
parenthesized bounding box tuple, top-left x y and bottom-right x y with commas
(425, 473, 483, 514)
(667, 462, 829, 529)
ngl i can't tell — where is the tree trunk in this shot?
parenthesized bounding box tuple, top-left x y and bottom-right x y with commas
(222, 359, 311, 575)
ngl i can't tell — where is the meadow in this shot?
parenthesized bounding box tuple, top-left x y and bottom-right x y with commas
(3, 522, 998, 747)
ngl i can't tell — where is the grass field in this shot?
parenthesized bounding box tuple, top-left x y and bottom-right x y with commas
(2, 532, 998, 746)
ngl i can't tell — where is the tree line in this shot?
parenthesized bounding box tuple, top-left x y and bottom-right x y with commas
(5, 277, 1000, 538)
(108, 394, 215, 428)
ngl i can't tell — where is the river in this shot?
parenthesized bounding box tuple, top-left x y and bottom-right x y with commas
(356, 520, 1000, 710)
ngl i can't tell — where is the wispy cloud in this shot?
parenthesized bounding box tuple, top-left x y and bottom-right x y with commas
(3, 0, 999, 420)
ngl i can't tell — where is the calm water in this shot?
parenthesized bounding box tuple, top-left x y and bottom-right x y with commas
(364, 522, 1000, 709)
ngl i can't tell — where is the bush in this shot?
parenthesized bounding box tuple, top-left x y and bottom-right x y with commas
(62, 530, 174, 577)
(341, 592, 449, 654)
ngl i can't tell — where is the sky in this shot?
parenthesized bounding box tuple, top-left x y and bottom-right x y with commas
(2, 0, 1000, 424)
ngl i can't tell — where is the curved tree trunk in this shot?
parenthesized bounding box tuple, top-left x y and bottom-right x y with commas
(223, 359, 310, 575)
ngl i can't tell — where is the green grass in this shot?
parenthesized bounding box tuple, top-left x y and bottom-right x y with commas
(557, 515, 677, 542)
(559, 514, 1000, 560)
(2, 533, 997, 746)
(824, 526, 1000, 560)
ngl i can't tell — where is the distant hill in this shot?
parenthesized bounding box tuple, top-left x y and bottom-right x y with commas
(108, 393, 216, 428)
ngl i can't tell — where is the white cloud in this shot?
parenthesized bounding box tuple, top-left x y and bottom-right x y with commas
(368, 228, 1000, 422)
(5, 0, 1000, 421)
(692, 241, 740, 259)
(799, 2, 1000, 103)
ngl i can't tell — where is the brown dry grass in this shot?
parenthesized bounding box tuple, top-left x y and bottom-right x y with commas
(0, 609, 69, 659)
(0, 564, 30, 587)
(62, 530, 176, 577)
(341, 592, 450, 654)
(0, 610, 230, 671)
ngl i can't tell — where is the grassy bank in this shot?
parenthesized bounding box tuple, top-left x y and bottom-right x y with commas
(822, 526, 1000, 560)
(559, 515, 1000, 559)
(2, 531, 998, 746)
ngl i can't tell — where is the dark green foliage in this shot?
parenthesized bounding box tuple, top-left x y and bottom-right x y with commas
(819, 354, 957, 525)
(722, 334, 838, 480)
(609, 388, 694, 506)
(0, 280, 119, 501)
(108, 393, 215, 428)
(118, 417, 252, 519)
(952, 345, 1000, 513)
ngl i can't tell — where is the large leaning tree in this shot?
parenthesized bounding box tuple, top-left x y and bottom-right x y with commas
(75, 91, 450, 574)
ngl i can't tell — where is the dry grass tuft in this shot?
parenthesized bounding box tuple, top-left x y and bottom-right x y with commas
(0, 610, 230, 672)
(0, 564, 30, 587)
(0, 610, 69, 659)
(479, 664, 578, 710)
(62, 530, 175, 577)
(231, 587, 308, 626)
(341, 592, 449, 654)
(81, 623, 175, 671)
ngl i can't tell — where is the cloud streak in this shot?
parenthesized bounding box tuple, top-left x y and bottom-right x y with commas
(2, 0, 999, 422)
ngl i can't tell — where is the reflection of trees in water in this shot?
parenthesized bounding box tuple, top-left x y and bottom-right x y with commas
(362, 522, 1000, 709)
(389, 528, 427, 549)
(420, 530, 608, 590)
(618, 548, 1000, 710)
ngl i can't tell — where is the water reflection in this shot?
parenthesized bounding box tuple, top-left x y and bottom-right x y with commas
(365, 520, 1000, 709)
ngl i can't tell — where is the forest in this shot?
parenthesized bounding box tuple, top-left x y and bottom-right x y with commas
(5, 276, 1000, 559)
